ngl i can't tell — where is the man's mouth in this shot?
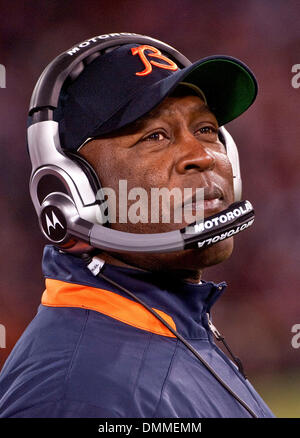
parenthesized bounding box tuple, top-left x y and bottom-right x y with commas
(182, 185, 225, 216)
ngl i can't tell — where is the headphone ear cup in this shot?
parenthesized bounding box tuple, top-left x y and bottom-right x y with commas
(39, 191, 95, 253)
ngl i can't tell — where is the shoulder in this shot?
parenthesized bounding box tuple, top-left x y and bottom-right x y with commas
(0, 305, 175, 417)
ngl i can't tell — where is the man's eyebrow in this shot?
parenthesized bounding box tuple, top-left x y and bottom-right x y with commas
(123, 105, 171, 132)
(145, 101, 213, 121)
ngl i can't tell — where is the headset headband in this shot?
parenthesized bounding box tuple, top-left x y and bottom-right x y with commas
(29, 33, 190, 121)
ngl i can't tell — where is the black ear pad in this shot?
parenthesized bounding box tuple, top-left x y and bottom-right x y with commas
(37, 173, 70, 205)
(66, 151, 102, 195)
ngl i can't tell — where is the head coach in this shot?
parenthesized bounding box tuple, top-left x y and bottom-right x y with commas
(0, 33, 274, 418)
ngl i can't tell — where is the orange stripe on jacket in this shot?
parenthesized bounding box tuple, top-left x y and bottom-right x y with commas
(42, 278, 176, 338)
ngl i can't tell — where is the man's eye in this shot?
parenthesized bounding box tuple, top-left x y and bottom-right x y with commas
(197, 126, 217, 135)
(143, 132, 166, 142)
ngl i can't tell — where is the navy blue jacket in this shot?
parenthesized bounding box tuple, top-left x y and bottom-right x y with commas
(0, 246, 274, 418)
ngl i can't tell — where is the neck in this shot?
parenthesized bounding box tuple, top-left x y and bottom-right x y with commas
(97, 251, 203, 284)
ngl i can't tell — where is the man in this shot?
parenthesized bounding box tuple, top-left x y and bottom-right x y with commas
(0, 34, 274, 418)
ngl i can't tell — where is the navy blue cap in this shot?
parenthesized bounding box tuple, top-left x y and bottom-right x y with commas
(54, 43, 257, 151)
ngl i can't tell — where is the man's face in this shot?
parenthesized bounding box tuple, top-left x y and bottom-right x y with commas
(79, 92, 235, 280)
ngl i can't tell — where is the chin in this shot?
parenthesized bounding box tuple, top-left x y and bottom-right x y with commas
(168, 236, 234, 271)
(196, 237, 234, 268)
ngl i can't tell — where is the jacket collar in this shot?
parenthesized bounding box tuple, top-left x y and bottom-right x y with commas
(42, 245, 227, 339)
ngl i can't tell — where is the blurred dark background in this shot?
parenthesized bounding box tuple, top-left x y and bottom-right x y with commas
(0, 0, 299, 417)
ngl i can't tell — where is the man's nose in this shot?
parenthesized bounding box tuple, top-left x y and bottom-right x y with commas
(175, 134, 216, 174)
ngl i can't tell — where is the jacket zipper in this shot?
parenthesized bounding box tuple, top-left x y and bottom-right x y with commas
(206, 312, 247, 379)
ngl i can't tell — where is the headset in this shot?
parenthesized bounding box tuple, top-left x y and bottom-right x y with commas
(27, 32, 254, 254)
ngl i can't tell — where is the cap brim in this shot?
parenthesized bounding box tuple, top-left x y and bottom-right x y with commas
(92, 55, 257, 137)
(182, 56, 258, 126)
